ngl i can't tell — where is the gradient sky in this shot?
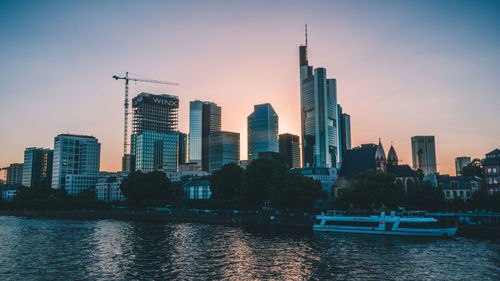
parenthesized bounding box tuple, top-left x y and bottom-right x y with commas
(1, 0, 499, 175)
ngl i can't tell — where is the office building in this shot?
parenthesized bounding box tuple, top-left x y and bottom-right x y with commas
(6, 163, 23, 185)
(293, 167, 337, 200)
(279, 133, 300, 168)
(483, 148, 500, 194)
(22, 147, 53, 188)
(209, 131, 240, 173)
(337, 105, 351, 164)
(130, 93, 179, 172)
(299, 33, 338, 168)
(178, 132, 188, 166)
(455, 156, 471, 176)
(247, 103, 279, 161)
(411, 136, 437, 175)
(51, 134, 101, 195)
(188, 100, 221, 171)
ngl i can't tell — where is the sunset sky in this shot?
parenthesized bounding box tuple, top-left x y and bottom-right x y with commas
(1, 0, 499, 175)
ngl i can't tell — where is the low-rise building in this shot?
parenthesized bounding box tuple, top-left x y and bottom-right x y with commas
(436, 175, 481, 201)
(1, 186, 18, 201)
(482, 149, 500, 194)
(293, 167, 337, 200)
(95, 173, 128, 203)
(183, 179, 211, 200)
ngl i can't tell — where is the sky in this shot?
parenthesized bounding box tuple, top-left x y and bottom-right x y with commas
(0, 0, 499, 175)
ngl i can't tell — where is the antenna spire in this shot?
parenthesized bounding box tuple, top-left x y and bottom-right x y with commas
(305, 24, 308, 46)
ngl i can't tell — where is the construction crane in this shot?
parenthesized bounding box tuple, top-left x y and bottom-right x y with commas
(112, 72, 178, 158)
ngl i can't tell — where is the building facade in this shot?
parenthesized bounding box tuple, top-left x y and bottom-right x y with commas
(435, 175, 481, 201)
(188, 100, 221, 171)
(293, 167, 337, 200)
(51, 134, 101, 195)
(5, 163, 23, 185)
(279, 133, 300, 168)
(178, 132, 188, 166)
(338, 105, 351, 165)
(209, 131, 240, 173)
(483, 149, 500, 194)
(299, 41, 338, 168)
(22, 147, 53, 188)
(183, 179, 212, 200)
(131, 93, 179, 172)
(411, 136, 437, 175)
(247, 103, 279, 161)
(95, 172, 127, 203)
(455, 156, 471, 176)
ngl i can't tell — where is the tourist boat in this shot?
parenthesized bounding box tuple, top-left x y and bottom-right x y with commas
(313, 211, 457, 237)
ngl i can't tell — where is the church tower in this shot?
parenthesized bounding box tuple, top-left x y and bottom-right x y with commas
(375, 138, 387, 172)
(387, 144, 398, 167)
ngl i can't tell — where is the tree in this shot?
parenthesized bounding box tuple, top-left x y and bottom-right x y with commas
(120, 171, 174, 207)
(461, 159, 484, 178)
(337, 169, 402, 209)
(210, 163, 243, 201)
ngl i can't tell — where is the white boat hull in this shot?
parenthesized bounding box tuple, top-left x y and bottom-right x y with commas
(313, 225, 457, 237)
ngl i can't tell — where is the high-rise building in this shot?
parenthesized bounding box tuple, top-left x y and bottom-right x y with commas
(482, 149, 499, 194)
(337, 105, 351, 165)
(209, 131, 240, 172)
(130, 93, 179, 172)
(299, 33, 338, 168)
(455, 156, 471, 176)
(247, 103, 279, 161)
(279, 133, 300, 168)
(411, 136, 437, 175)
(51, 134, 101, 195)
(178, 132, 188, 166)
(188, 100, 221, 171)
(22, 147, 53, 188)
(6, 163, 23, 185)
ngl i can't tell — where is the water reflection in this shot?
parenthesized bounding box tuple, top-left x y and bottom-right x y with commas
(0, 216, 499, 281)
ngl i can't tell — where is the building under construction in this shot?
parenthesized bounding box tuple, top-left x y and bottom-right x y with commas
(130, 92, 180, 172)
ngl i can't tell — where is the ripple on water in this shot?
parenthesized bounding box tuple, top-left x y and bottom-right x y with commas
(0, 216, 499, 280)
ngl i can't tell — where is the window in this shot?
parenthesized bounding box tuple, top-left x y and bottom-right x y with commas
(446, 191, 450, 197)
(453, 191, 457, 197)
(324, 220, 379, 227)
(466, 191, 471, 197)
(459, 191, 463, 197)
(398, 222, 441, 229)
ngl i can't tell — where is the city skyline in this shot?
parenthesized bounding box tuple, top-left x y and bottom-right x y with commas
(1, 1, 499, 175)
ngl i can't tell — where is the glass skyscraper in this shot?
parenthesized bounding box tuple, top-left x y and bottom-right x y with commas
(299, 38, 338, 168)
(279, 133, 300, 168)
(131, 93, 179, 172)
(188, 100, 221, 171)
(337, 105, 351, 165)
(411, 136, 437, 175)
(247, 103, 279, 161)
(22, 147, 53, 188)
(51, 134, 100, 195)
(209, 131, 240, 172)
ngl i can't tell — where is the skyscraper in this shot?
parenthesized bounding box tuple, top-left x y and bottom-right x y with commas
(247, 103, 279, 161)
(131, 93, 179, 172)
(188, 100, 221, 171)
(5, 163, 23, 185)
(455, 156, 471, 176)
(209, 131, 240, 172)
(337, 105, 351, 164)
(279, 133, 300, 168)
(22, 147, 53, 188)
(51, 134, 101, 195)
(178, 132, 188, 166)
(299, 31, 338, 168)
(411, 136, 437, 175)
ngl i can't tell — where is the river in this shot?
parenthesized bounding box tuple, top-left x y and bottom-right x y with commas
(0, 216, 498, 280)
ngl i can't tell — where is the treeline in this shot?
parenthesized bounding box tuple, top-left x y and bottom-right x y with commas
(120, 159, 327, 211)
(336, 169, 500, 212)
(1, 186, 109, 210)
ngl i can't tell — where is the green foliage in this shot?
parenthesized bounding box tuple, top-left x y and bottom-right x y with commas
(239, 159, 327, 210)
(210, 163, 244, 201)
(14, 186, 52, 201)
(120, 171, 174, 207)
(461, 159, 484, 178)
(466, 190, 500, 212)
(337, 169, 402, 209)
(405, 180, 446, 211)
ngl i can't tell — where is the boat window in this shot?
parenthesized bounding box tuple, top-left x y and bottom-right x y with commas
(324, 221, 379, 227)
(398, 222, 443, 229)
(313, 219, 323, 225)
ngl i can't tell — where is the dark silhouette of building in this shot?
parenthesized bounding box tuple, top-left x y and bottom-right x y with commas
(279, 133, 300, 168)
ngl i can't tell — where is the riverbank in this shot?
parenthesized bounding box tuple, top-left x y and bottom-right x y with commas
(0, 209, 313, 229)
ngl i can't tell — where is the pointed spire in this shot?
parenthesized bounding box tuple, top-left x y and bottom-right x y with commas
(305, 24, 308, 46)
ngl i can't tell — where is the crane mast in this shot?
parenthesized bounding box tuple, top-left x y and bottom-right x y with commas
(113, 72, 178, 171)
